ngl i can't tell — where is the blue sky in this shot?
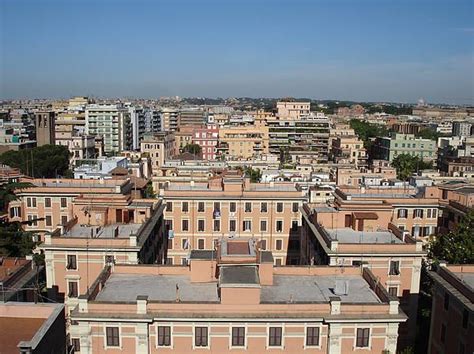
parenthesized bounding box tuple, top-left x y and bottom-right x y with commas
(1, 0, 473, 104)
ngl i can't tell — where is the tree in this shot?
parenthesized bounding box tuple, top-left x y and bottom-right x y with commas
(244, 167, 262, 183)
(428, 210, 474, 264)
(391, 154, 433, 180)
(0, 181, 33, 213)
(182, 144, 201, 155)
(0, 220, 37, 257)
(144, 181, 156, 198)
(349, 119, 388, 150)
(0, 145, 71, 178)
(416, 128, 440, 141)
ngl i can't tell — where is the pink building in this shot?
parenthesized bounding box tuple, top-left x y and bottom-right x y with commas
(193, 124, 219, 160)
(69, 238, 406, 353)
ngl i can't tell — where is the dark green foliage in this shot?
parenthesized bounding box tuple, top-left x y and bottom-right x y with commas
(415, 128, 441, 141)
(391, 154, 433, 180)
(0, 144, 71, 178)
(182, 144, 202, 155)
(0, 181, 33, 213)
(0, 220, 37, 257)
(244, 167, 262, 183)
(144, 181, 156, 198)
(349, 119, 388, 147)
(428, 210, 474, 264)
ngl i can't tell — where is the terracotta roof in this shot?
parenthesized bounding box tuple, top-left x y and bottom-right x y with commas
(0, 317, 45, 353)
(352, 212, 378, 220)
(110, 166, 129, 175)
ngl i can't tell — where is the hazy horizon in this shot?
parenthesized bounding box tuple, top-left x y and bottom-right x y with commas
(1, 0, 473, 105)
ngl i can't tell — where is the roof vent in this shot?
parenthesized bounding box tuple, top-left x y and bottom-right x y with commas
(334, 280, 350, 296)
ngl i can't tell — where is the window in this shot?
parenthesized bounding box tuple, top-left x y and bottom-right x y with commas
(275, 259, 282, 266)
(166, 202, 172, 211)
(413, 209, 423, 218)
(388, 287, 398, 297)
(276, 239, 283, 250)
(45, 197, 51, 208)
(260, 239, 267, 250)
(245, 202, 252, 212)
(213, 202, 220, 212)
(292, 202, 299, 212)
(68, 281, 78, 298)
(440, 323, 446, 343)
(232, 327, 245, 347)
(213, 219, 220, 232)
(106, 327, 120, 347)
(356, 328, 370, 348)
(182, 219, 189, 232)
(198, 202, 205, 212)
(260, 220, 267, 232)
(291, 220, 298, 232)
(276, 202, 283, 212)
(463, 309, 469, 329)
(389, 260, 400, 275)
(198, 220, 205, 232)
(45, 215, 52, 226)
(306, 327, 320, 346)
(61, 215, 68, 225)
(167, 239, 173, 249)
(9, 206, 21, 218)
(182, 202, 189, 212)
(397, 209, 407, 218)
(260, 202, 267, 213)
(229, 202, 236, 213)
(276, 220, 283, 232)
(198, 239, 205, 250)
(72, 338, 80, 352)
(444, 292, 450, 311)
(158, 326, 171, 347)
(195, 327, 208, 347)
(268, 327, 282, 347)
(61, 197, 67, 208)
(243, 220, 251, 232)
(229, 220, 236, 232)
(182, 239, 189, 250)
(67, 255, 77, 270)
(27, 197, 37, 208)
(166, 257, 173, 265)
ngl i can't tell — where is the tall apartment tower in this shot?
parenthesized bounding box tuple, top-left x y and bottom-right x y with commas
(34, 111, 56, 146)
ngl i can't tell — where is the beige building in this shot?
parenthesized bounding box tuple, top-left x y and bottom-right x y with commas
(276, 101, 310, 120)
(69, 238, 406, 354)
(34, 111, 55, 146)
(331, 135, 367, 166)
(160, 170, 306, 265)
(218, 125, 269, 160)
(140, 132, 176, 174)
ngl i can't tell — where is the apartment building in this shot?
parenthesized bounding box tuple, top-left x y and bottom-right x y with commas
(334, 163, 397, 186)
(437, 183, 474, 234)
(144, 109, 162, 133)
(178, 109, 205, 127)
(267, 115, 330, 164)
(127, 105, 146, 150)
(193, 124, 219, 160)
(0, 302, 66, 354)
(173, 126, 195, 152)
(160, 171, 306, 265)
(331, 135, 367, 167)
(217, 125, 269, 160)
(452, 121, 473, 137)
(428, 263, 473, 354)
(140, 132, 176, 174)
(69, 238, 406, 354)
(374, 133, 437, 162)
(85, 104, 132, 154)
(276, 101, 310, 120)
(160, 108, 179, 132)
(7, 178, 166, 309)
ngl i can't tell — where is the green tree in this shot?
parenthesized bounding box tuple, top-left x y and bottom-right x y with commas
(428, 210, 474, 264)
(415, 128, 440, 141)
(244, 167, 262, 183)
(0, 145, 71, 178)
(349, 119, 388, 149)
(391, 154, 433, 180)
(182, 144, 202, 155)
(0, 221, 37, 257)
(144, 181, 156, 198)
(0, 181, 33, 213)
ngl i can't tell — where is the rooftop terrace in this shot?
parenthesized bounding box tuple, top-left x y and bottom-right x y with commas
(326, 228, 404, 244)
(65, 223, 141, 239)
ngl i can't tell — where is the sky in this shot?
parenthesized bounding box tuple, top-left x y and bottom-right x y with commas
(0, 0, 473, 104)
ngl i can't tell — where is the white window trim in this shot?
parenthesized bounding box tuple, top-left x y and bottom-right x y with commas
(303, 324, 322, 349)
(66, 253, 79, 271)
(276, 202, 284, 213)
(243, 219, 252, 232)
(67, 280, 79, 299)
(104, 325, 122, 350)
(260, 218, 268, 233)
(192, 324, 210, 350)
(229, 324, 247, 349)
(156, 324, 173, 349)
(275, 219, 284, 233)
(181, 218, 190, 232)
(266, 325, 284, 349)
(197, 219, 205, 233)
(388, 258, 402, 276)
(353, 326, 372, 350)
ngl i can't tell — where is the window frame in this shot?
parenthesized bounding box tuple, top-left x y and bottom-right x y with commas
(389, 260, 400, 276)
(260, 202, 268, 213)
(268, 326, 283, 348)
(194, 326, 209, 348)
(157, 325, 171, 347)
(66, 254, 77, 270)
(105, 326, 121, 348)
(305, 326, 320, 348)
(231, 326, 245, 348)
(276, 202, 284, 213)
(197, 219, 205, 232)
(355, 327, 370, 348)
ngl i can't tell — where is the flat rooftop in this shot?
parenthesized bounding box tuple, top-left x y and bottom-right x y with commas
(220, 266, 259, 286)
(66, 223, 141, 238)
(326, 228, 404, 244)
(454, 272, 474, 289)
(95, 274, 219, 302)
(261, 275, 381, 304)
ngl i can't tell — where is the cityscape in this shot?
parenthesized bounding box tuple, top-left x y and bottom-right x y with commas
(0, 1, 473, 354)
